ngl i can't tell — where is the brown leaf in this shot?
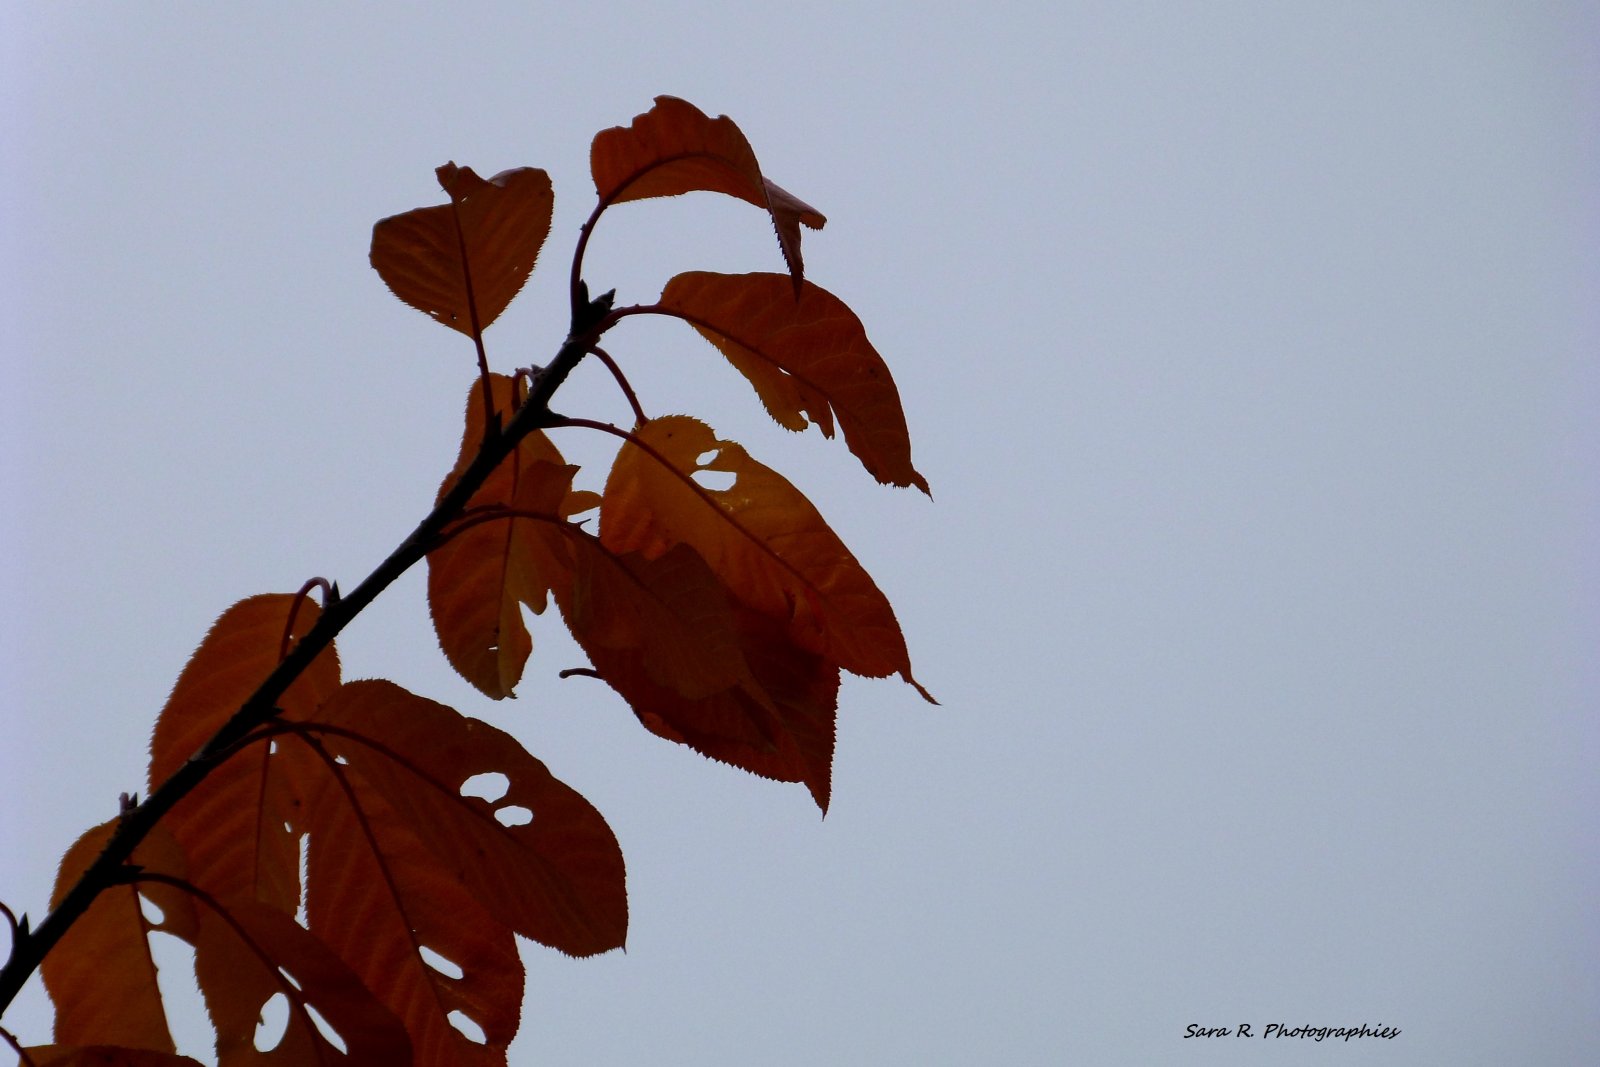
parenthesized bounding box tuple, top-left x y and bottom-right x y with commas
(590, 96, 825, 292)
(299, 752, 523, 1066)
(370, 165, 553, 338)
(557, 535, 755, 703)
(427, 374, 589, 699)
(192, 901, 412, 1066)
(579, 603, 841, 810)
(311, 680, 627, 958)
(601, 416, 932, 699)
(41, 823, 194, 1053)
(659, 271, 929, 492)
(16, 1047, 205, 1067)
(147, 595, 339, 914)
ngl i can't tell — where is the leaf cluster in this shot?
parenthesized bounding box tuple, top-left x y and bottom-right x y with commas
(1, 97, 929, 1067)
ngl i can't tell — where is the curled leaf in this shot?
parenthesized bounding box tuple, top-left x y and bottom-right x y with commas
(659, 271, 929, 492)
(590, 96, 824, 292)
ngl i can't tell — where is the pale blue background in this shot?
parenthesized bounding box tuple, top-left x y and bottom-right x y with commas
(3, 4, 1596, 1064)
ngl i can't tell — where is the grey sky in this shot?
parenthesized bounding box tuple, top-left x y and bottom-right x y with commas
(4, 4, 1596, 1064)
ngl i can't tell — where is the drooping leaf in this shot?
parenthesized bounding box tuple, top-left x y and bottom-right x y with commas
(601, 416, 932, 699)
(310, 680, 627, 958)
(298, 748, 523, 1067)
(370, 165, 553, 338)
(16, 1047, 205, 1067)
(658, 271, 929, 492)
(191, 900, 412, 1066)
(590, 96, 825, 292)
(427, 374, 592, 699)
(41, 822, 195, 1054)
(147, 595, 339, 913)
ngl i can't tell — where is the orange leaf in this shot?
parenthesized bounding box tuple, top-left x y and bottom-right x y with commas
(311, 680, 627, 957)
(191, 900, 412, 1065)
(601, 416, 931, 699)
(16, 1047, 205, 1067)
(370, 164, 552, 338)
(590, 96, 825, 292)
(427, 374, 589, 699)
(147, 595, 339, 913)
(41, 823, 194, 1053)
(299, 751, 522, 1066)
(659, 271, 929, 492)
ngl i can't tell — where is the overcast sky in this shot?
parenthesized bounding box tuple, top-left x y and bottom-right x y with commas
(3, 4, 1597, 1064)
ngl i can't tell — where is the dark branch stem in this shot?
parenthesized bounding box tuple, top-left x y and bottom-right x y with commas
(0, 290, 612, 1019)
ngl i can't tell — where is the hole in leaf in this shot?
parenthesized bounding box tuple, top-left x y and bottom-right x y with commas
(254, 992, 289, 1052)
(419, 945, 464, 980)
(149, 931, 215, 1061)
(138, 893, 164, 926)
(295, 833, 310, 927)
(334, 755, 349, 765)
(691, 467, 736, 492)
(460, 771, 510, 803)
(495, 805, 533, 827)
(268, 740, 279, 754)
(278, 966, 303, 992)
(304, 1003, 347, 1054)
(448, 1010, 487, 1045)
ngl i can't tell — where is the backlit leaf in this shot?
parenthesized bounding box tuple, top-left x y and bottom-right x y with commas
(311, 680, 627, 957)
(578, 603, 841, 810)
(299, 750, 522, 1066)
(370, 165, 552, 338)
(147, 595, 339, 913)
(659, 271, 929, 492)
(590, 96, 824, 292)
(427, 374, 589, 699)
(42, 823, 195, 1053)
(192, 900, 411, 1066)
(601, 416, 931, 698)
(557, 535, 755, 703)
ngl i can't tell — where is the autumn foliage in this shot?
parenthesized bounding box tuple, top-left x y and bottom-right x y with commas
(0, 97, 929, 1066)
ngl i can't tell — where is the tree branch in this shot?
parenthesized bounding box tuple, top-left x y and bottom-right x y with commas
(0, 290, 613, 1017)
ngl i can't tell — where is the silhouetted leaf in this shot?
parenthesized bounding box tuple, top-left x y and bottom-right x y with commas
(590, 96, 824, 292)
(659, 271, 929, 492)
(371, 165, 552, 338)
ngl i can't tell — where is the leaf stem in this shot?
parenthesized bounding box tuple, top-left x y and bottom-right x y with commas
(587, 345, 646, 427)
